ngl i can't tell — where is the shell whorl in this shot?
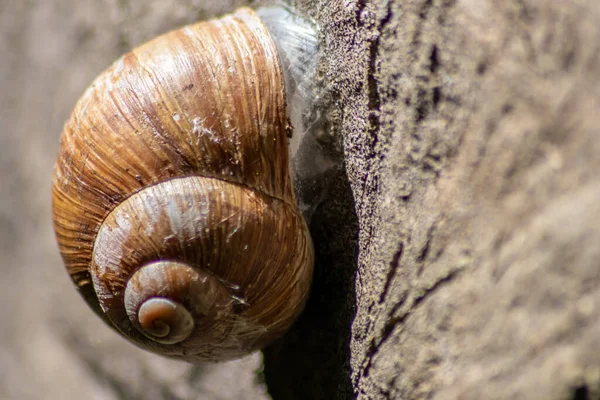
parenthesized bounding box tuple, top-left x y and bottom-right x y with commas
(87, 176, 312, 361)
(135, 297, 193, 344)
(123, 261, 233, 345)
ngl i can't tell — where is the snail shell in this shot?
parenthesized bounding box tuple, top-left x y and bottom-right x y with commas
(52, 7, 314, 362)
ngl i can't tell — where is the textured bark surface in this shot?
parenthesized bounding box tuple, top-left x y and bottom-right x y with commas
(2, 0, 600, 399)
(324, 0, 600, 399)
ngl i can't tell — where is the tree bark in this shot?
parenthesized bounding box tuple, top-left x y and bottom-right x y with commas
(2, 0, 600, 399)
(302, 1, 600, 399)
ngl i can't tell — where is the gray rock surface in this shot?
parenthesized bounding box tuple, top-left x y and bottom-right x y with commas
(2, 0, 600, 399)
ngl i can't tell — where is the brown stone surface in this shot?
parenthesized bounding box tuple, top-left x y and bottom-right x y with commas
(2, 0, 600, 399)
(320, 0, 600, 399)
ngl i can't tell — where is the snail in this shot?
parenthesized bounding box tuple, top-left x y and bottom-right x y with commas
(51, 6, 327, 363)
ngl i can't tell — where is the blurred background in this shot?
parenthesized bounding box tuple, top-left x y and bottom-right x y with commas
(0, 1, 276, 398)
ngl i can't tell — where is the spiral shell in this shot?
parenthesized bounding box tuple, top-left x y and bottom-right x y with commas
(52, 8, 314, 362)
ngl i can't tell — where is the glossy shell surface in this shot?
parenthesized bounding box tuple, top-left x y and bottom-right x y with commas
(52, 8, 313, 362)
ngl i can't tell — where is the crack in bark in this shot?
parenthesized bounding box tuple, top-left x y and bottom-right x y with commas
(378, 269, 461, 355)
(360, 268, 462, 385)
(410, 0, 435, 55)
(378, 243, 404, 304)
(412, 268, 461, 307)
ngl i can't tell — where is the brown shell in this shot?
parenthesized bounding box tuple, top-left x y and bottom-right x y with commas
(51, 8, 313, 362)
